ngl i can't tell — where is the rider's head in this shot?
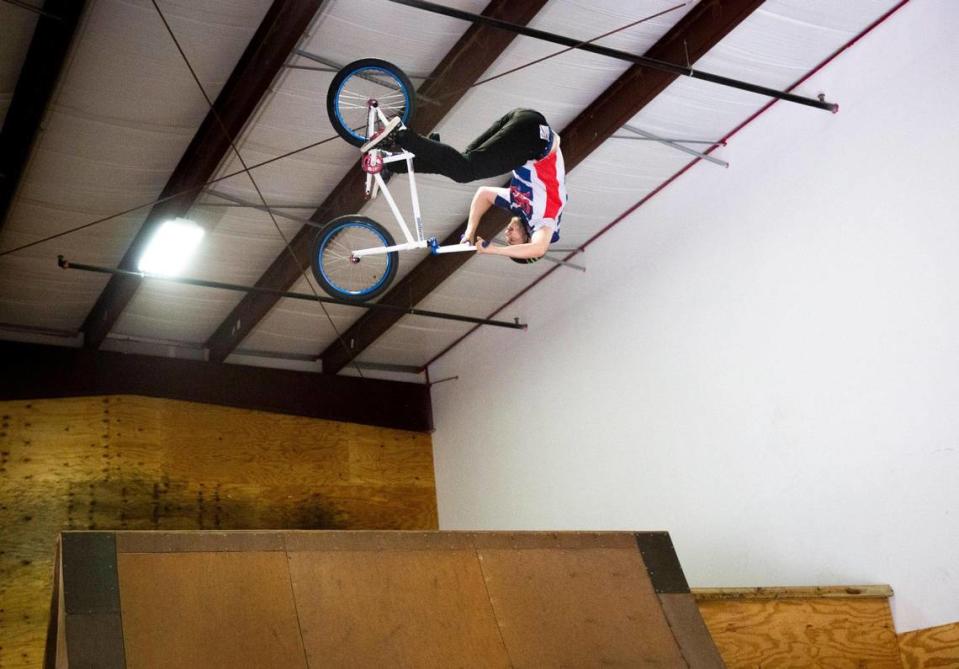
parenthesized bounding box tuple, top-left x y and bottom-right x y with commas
(506, 216, 542, 265)
(504, 216, 529, 246)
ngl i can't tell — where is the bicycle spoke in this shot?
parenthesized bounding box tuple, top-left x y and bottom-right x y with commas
(320, 225, 389, 294)
(327, 60, 414, 151)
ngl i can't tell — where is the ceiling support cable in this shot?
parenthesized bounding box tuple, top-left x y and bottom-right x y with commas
(198, 200, 325, 210)
(0, 3, 675, 259)
(488, 241, 586, 272)
(0, 0, 85, 236)
(420, 0, 914, 374)
(291, 49, 440, 106)
(319, 0, 767, 375)
(388, 0, 839, 113)
(292, 49, 431, 80)
(201, 191, 584, 270)
(202, 190, 324, 228)
(202, 0, 551, 364)
(622, 123, 728, 167)
(1, 0, 62, 20)
(60, 257, 526, 331)
(146, 0, 371, 378)
(612, 136, 724, 146)
(77, 0, 325, 350)
(434, 3, 686, 102)
(0, 133, 343, 259)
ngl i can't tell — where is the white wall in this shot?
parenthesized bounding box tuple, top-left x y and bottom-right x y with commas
(429, 1, 959, 633)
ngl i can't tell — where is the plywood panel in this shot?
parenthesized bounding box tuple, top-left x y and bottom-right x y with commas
(287, 548, 512, 668)
(660, 593, 726, 668)
(898, 621, 959, 668)
(697, 597, 902, 668)
(478, 546, 688, 667)
(51, 531, 721, 668)
(0, 395, 436, 669)
(117, 552, 307, 669)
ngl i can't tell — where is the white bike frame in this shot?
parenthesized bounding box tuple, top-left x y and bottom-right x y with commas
(350, 104, 475, 260)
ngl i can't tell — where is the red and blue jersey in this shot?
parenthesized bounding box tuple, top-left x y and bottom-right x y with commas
(494, 135, 567, 242)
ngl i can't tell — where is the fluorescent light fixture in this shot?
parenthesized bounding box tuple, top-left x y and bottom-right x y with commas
(138, 218, 205, 277)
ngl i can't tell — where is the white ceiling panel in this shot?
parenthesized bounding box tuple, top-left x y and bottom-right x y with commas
(0, 0, 273, 335)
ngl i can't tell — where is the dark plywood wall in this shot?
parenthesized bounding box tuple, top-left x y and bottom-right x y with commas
(0, 395, 436, 669)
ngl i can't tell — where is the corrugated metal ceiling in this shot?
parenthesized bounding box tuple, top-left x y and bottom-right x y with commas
(0, 0, 904, 381)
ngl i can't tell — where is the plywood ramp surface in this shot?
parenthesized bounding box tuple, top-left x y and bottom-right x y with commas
(288, 547, 511, 667)
(476, 547, 684, 666)
(118, 552, 308, 669)
(697, 596, 902, 668)
(898, 621, 959, 668)
(50, 530, 725, 668)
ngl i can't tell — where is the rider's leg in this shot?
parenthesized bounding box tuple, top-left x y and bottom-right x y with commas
(390, 132, 476, 181)
(463, 109, 551, 176)
(384, 152, 439, 175)
(462, 111, 513, 153)
(393, 109, 552, 182)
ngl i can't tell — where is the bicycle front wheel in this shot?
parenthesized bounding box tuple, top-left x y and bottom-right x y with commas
(311, 215, 399, 302)
(327, 59, 416, 147)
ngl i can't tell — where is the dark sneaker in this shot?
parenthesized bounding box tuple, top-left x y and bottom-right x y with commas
(361, 117, 402, 153)
(428, 132, 441, 142)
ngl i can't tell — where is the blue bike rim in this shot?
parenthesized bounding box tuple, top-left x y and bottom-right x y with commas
(334, 66, 411, 144)
(318, 220, 394, 298)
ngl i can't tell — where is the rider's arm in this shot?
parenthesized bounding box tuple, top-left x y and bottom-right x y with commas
(479, 226, 553, 259)
(462, 187, 502, 243)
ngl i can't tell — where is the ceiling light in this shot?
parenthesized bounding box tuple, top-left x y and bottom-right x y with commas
(137, 218, 205, 277)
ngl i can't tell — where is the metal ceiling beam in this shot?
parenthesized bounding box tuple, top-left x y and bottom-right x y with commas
(62, 256, 527, 330)
(390, 0, 836, 112)
(204, 0, 549, 364)
(622, 123, 728, 167)
(0, 340, 432, 431)
(79, 0, 325, 349)
(0, 0, 86, 235)
(320, 0, 768, 375)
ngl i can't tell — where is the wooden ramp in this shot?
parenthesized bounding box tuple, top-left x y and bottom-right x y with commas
(46, 530, 724, 668)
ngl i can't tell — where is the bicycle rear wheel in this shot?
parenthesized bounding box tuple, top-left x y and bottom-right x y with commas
(311, 215, 399, 302)
(327, 59, 416, 147)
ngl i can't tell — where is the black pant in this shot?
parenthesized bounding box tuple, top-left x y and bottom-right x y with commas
(392, 109, 551, 183)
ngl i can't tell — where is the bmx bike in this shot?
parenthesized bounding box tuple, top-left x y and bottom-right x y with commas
(312, 58, 477, 303)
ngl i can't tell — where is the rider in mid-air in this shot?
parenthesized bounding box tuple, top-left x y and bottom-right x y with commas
(362, 108, 567, 263)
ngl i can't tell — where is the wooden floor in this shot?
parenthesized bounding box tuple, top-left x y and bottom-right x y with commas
(0, 395, 436, 669)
